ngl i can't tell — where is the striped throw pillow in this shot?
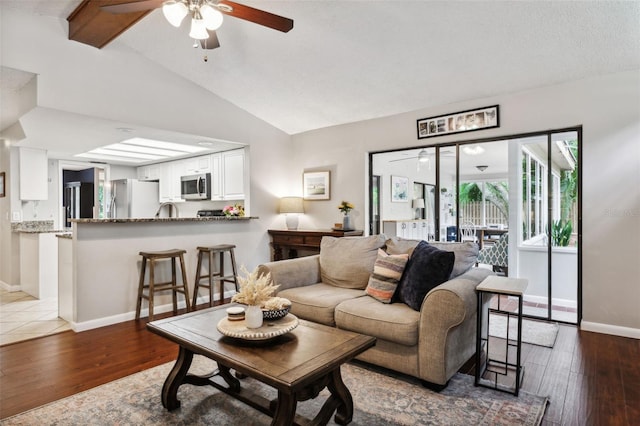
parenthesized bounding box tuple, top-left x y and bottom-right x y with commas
(365, 249, 409, 303)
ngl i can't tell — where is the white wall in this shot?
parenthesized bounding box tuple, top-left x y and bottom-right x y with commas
(0, 9, 295, 288)
(292, 70, 640, 338)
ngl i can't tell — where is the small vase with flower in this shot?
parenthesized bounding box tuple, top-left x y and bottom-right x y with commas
(338, 201, 355, 231)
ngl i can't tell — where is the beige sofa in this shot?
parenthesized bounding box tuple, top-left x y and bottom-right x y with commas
(258, 235, 492, 389)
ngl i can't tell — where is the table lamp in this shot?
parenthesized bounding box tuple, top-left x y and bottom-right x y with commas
(279, 197, 304, 230)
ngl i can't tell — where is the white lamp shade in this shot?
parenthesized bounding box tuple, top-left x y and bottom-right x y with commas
(412, 198, 425, 209)
(162, 1, 188, 27)
(189, 17, 210, 40)
(279, 197, 304, 214)
(200, 4, 224, 30)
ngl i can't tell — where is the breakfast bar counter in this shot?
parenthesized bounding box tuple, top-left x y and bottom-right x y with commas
(61, 216, 262, 332)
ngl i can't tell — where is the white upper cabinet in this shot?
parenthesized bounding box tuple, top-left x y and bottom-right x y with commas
(183, 155, 211, 175)
(158, 161, 185, 203)
(222, 149, 245, 200)
(137, 164, 161, 181)
(19, 147, 48, 200)
(210, 153, 222, 200)
(153, 148, 246, 203)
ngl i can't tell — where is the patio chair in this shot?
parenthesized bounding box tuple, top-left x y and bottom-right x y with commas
(460, 221, 477, 243)
(477, 233, 508, 276)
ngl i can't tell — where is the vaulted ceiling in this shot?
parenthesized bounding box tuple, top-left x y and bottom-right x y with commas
(1, 1, 639, 159)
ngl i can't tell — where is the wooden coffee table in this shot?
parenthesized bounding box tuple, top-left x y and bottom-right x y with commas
(147, 305, 376, 425)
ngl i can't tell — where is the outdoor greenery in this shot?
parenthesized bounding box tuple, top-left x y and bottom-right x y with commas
(552, 220, 573, 247)
(459, 181, 509, 221)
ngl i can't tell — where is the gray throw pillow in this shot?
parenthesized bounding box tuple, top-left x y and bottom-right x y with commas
(320, 234, 387, 289)
(385, 237, 478, 279)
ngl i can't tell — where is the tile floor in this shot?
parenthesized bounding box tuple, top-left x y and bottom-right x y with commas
(0, 289, 71, 346)
(491, 294, 578, 323)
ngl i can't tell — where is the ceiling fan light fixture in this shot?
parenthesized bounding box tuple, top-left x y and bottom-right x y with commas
(476, 165, 488, 172)
(162, 1, 188, 27)
(189, 15, 210, 40)
(200, 4, 224, 30)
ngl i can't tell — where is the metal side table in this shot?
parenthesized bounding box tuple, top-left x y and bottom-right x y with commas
(475, 275, 528, 396)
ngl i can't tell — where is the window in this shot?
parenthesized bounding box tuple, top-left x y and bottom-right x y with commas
(522, 148, 547, 243)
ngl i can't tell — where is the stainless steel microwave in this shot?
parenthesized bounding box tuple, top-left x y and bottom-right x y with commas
(180, 173, 211, 200)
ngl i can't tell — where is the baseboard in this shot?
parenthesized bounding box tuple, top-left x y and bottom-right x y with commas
(580, 321, 640, 340)
(523, 294, 577, 309)
(72, 291, 235, 332)
(0, 280, 21, 292)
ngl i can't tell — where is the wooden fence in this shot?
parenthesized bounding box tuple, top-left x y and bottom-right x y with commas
(460, 202, 508, 226)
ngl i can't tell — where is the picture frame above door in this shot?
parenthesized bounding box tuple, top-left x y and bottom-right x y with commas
(417, 105, 499, 139)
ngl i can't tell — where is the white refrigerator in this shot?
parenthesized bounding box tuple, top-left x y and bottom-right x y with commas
(109, 179, 160, 219)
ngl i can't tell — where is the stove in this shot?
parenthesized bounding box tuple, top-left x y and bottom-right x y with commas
(197, 209, 225, 217)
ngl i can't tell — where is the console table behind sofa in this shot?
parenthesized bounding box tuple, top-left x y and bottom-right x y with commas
(267, 229, 364, 260)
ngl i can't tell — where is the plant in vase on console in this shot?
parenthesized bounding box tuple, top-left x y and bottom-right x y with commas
(223, 204, 245, 217)
(231, 266, 277, 328)
(338, 201, 355, 231)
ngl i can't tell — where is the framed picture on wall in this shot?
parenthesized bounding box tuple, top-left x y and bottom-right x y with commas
(303, 171, 330, 200)
(0, 172, 5, 198)
(391, 175, 408, 202)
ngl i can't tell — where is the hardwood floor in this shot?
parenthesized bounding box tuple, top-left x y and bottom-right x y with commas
(1, 304, 639, 424)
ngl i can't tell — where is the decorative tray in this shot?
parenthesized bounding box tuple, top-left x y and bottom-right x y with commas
(217, 314, 299, 341)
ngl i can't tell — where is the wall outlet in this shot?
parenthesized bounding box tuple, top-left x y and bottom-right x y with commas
(11, 211, 22, 222)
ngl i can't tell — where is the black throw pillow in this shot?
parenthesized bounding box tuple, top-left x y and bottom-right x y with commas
(394, 240, 455, 311)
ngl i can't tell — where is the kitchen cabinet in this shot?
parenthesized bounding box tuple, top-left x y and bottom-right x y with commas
(209, 149, 245, 201)
(159, 161, 185, 203)
(137, 164, 161, 181)
(222, 149, 245, 200)
(58, 236, 73, 321)
(20, 232, 58, 299)
(383, 220, 434, 241)
(183, 155, 211, 175)
(19, 147, 48, 200)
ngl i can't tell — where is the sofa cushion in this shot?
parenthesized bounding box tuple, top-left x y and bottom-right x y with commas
(394, 241, 455, 311)
(365, 249, 409, 303)
(335, 296, 420, 346)
(385, 237, 478, 279)
(428, 241, 479, 278)
(278, 283, 366, 326)
(320, 234, 387, 289)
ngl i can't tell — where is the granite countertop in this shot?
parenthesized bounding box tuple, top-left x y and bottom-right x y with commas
(11, 220, 68, 234)
(56, 233, 72, 239)
(70, 216, 259, 223)
(16, 228, 69, 234)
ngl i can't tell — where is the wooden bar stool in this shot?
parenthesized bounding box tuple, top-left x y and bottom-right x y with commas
(136, 249, 191, 321)
(192, 244, 239, 307)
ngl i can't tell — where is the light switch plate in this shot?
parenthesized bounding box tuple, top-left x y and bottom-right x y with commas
(11, 211, 22, 221)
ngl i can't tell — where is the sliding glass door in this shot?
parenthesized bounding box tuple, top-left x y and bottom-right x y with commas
(369, 127, 581, 325)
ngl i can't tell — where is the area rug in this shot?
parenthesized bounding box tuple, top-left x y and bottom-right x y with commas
(1, 356, 548, 425)
(489, 313, 559, 347)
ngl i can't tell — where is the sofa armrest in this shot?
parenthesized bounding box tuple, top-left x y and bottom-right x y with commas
(257, 255, 322, 292)
(417, 267, 493, 385)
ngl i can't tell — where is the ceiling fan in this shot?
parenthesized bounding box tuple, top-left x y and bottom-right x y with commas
(67, 0, 293, 50)
(389, 149, 455, 163)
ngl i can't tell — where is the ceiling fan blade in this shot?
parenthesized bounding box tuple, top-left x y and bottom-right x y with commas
(389, 157, 419, 163)
(218, 0, 294, 33)
(101, 0, 163, 14)
(200, 31, 221, 49)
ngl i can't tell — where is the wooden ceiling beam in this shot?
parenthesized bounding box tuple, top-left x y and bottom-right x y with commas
(67, 0, 152, 49)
